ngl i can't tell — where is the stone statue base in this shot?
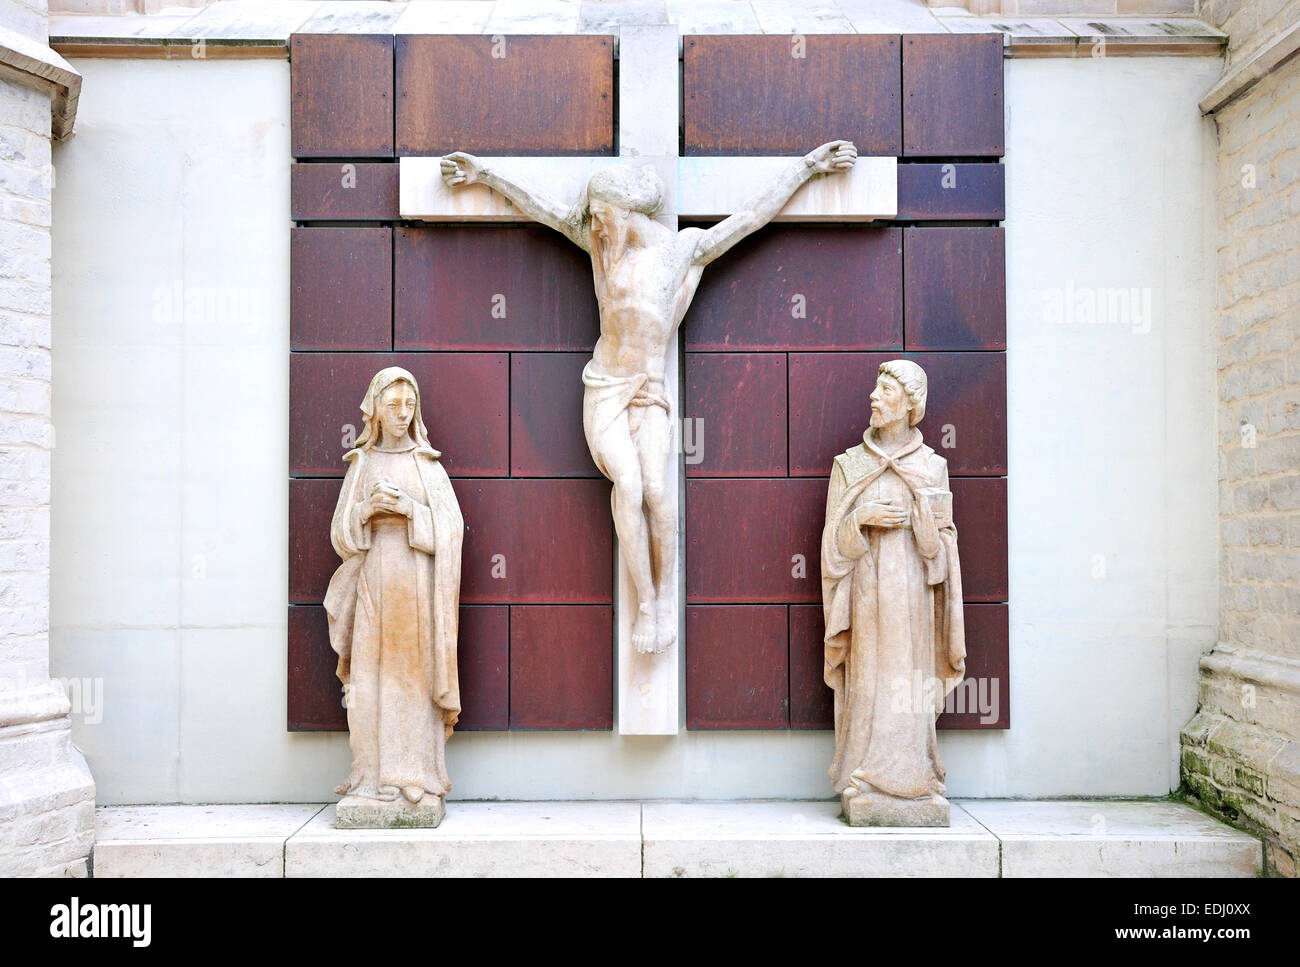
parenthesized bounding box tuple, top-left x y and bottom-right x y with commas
(842, 791, 950, 828)
(335, 795, 446, 829)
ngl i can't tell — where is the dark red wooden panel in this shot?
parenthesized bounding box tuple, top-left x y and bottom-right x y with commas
(288, 604, 511, 732)
(684, 227, 902, 351)
(904, 227, 1005, 350)
(937, 603, 1009, 729)
(789, 604, 832, 730)
(684, 35, 901, 156)
(902, 33, 1004, 158)
(510, 605, 612, 729)
(510, 353, 599, 477)
(456, 605, 509, 731)
(686, 605, 789, 729)
(291, 163, 400, 221)
(395, 227, 601, 351)
(684, 353, 787, 477)
(291, 33, 394, 158)
(951, 476, 1008, 604)
(290, 352, 508, 478)
(289, 477, 343, 604)
(787, 352, 1007, 476)
(896, 163, 1005, 222)
(291, 228, 391, 351)
(791, 603, 1009, 731)
(686, 478, 826, 603)
(396, 34, 614, 156)
(288, 604, 346, 731)
(459, 478, 613, 604)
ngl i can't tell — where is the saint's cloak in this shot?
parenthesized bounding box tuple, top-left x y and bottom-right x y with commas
(820, 428, 966, 800)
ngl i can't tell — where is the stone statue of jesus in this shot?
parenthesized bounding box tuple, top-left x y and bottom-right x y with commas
(442, 141, 858, 654)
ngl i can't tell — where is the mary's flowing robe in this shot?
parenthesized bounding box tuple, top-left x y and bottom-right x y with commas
(323, 442, 463, 801)
(821, 428, 966, 800)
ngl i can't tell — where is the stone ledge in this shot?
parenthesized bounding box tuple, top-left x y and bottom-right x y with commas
(0, 24, 81, 141)
(48, 2, 1226, 60)
(88, 799, 1261, 878)
(1200, 20, 1300, 115)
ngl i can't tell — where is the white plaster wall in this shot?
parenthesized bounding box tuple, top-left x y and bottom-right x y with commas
(50, 53, 1221, 803)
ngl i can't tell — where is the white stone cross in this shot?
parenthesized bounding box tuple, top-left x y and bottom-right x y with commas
(399, 26, 897, 736)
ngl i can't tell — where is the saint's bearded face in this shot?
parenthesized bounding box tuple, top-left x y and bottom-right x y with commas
(869, 373, 909, 429)
(378, 381, 417, 446)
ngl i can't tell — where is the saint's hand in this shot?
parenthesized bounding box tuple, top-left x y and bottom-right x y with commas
(805, 140, 857, 174)
(441, 151, 483, 187)
(855, 499, 909, 529)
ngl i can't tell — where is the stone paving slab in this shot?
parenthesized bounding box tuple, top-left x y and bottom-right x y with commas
(642, 801, 999, 877)
(285, 801, 644, 877)
(93, 803, 325, 877)
(957, 800, 1263, 878)
(91, 799, 1263, 877)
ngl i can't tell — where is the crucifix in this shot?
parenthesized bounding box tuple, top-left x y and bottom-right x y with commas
(399, 26, 897, 735)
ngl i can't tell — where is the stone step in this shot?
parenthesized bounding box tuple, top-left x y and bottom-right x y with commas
(91, 799, 1262, 878)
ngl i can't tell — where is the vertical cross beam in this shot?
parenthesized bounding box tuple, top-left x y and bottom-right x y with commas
(615, 25, 681, 735)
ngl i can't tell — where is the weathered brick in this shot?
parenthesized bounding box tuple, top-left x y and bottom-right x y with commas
(1249, 357, 1287, 394)
(1269, 474, 1300, 510)
(1233, 479, 1269, 512)
(1249, 515, 1288, 546)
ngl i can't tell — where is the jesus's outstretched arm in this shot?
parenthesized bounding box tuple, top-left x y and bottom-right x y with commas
(689, 139, 857, 267)
(441, 151, 590, 251)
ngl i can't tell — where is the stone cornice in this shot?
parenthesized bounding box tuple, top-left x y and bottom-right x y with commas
(1199, 20, 1300, 115)
(0, 24, 82, 141)
(47, 2, 1226, 60)
(1199, 644, 1300, 696)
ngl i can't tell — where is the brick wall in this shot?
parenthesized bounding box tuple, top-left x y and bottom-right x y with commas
(0, 75, 53, 688)
(1200, 0, 1300, 62)
(1180, 14, 1300, 876)
(0, 58, 95, 875)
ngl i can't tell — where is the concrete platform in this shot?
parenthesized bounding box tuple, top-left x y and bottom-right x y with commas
(93, 804, 325, 877)
(958, 800, 1263, 878)
(90, 799, 1262, 878)
(644, 801, 996, 877)
(285, 802, 642, 877)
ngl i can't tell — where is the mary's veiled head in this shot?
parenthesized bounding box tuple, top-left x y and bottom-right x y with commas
(355, 366, 433, 451)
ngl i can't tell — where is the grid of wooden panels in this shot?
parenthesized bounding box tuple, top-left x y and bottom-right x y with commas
(287, 33, 617, 732)
(286, 30, 1009, 736)
(682, 33, 1009, 731)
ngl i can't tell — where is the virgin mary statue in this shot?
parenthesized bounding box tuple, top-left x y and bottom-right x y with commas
(820, 359, 966, 826)
(323, 367, 464, 824)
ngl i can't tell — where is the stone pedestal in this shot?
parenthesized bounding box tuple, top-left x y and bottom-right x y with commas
(0, 684, 96, 876)
(335, 795, 445, 829)
(843, 790, 950, 828)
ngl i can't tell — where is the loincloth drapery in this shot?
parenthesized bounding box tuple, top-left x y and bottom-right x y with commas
(581, 360, 671, 479)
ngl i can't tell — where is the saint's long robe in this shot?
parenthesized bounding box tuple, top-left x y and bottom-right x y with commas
(821, 428, 966, 800)
(324, 443, 463, 800)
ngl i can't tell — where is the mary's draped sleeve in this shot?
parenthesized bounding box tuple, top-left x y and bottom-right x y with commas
(324, 450, 369, 683)
(415, 453, 464, 731)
